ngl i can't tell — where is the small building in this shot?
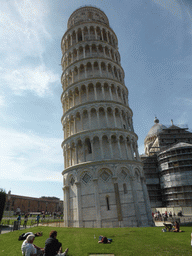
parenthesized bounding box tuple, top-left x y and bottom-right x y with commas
(5, 191, 63, 214)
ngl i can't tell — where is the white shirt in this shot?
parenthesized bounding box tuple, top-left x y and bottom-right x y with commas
(21, 240, 37, 256)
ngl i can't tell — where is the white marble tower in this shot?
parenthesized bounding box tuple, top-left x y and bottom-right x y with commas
(61, 6, 153, 227)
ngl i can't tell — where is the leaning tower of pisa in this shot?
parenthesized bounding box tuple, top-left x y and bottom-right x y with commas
(61, 6, 153, 228)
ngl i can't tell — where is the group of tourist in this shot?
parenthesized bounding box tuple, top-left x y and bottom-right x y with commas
(21, 230, 69, 256)
(152, 210, 177, 221)
(21, 231, 111, 255)
(162, 221, 182, 232)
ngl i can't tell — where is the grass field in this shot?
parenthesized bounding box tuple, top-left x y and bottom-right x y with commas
(0, 226, 192, 255)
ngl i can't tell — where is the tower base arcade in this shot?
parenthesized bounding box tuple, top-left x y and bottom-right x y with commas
(62, 161, 154, 228)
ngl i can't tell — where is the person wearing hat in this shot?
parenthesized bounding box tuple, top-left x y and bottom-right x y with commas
(21, 234, 44, 256)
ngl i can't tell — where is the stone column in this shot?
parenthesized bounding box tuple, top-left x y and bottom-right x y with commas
(112, 110, 117, 127)
(130, 177, 141, 227)
(96, 110, 100, 128)
(72, 93, 75, 108)
(101, 31, 104, 41)
(76, 32, 78, 43)
(117, 139, 122, 159)
(106, 32, 109, 44)
(81, 114, 83, 131)
(130, 141, 134, 159)
(120, 112, 124, 128)
(73, 117, 76, 134)
(70, 147, 72, 166)
(101, 85, 105, 99)
(70, 35, 72, 46)
(99, 62, 102, 77)
(94, 27, 96, 39)
(88, 27, 90, 40)
(125, 141, 129, 159)
(63, 185, 69, 227)
(75, 144, 78, 164)
(75, 182, 83, 227)
(109, 49, 112, 59)
(90, 139, 94, 160)
(72, 70, 74, 84)
(141, 177, 154, 226)
(93, 178, 101, 227)
(109, 85, 113, 100)
(103, 46, 106, 56)
(83, 142, 86, 162)
(69, 120, 71, 136)
(85, 66, 87, 79)
(117, 70, 120, 81)
(64, 146, 67, 168)
(77, 67, 80, 80)
(83, 47, 86, 58)
(112, 178, 123, 224)
(109, 138, 113, 159)
(67, 75, 69, 87)
(105, 109, 109, 127)
(88, 110, 91, 129)
(86, 86, 88, 100)
(79, 90, 82, 104)
(94, 85, 97, 100)
(99, 137, 104, 159)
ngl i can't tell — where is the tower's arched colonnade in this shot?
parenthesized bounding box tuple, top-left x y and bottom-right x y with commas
(61, 6, 154, 228)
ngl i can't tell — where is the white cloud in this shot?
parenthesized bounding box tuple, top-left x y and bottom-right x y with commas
(1, 65, 60, 97)
(175, 111, 189, 126)
(152, 0, 182, 19)
(175, 97, 192, 106)
(0, 0, 51, 62)
(0, 128, 63, 182)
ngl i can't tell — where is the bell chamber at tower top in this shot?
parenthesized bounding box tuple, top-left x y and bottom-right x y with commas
(67, 6, 109, 29)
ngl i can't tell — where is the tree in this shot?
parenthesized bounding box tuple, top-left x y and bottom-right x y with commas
(0, 189, 6, 223)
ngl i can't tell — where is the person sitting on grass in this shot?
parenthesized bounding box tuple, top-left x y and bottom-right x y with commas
(173, 221, 181, 232)
(98, 235, 111, 244)
(21, 234, 44, 256)
(44, 230, 68, 256)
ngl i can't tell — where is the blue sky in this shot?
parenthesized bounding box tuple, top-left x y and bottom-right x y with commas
(0, 0, 192, 200)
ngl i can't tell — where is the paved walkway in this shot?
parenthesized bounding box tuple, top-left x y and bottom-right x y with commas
(0, 225, 31, 235)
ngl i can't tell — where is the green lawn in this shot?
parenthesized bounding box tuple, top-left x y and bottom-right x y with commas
(0, 226, 192, 255)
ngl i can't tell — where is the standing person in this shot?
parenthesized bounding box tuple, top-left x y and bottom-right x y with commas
(23, 214, 28, 228)
(36, 214, 40, 226)
(44, 230, 68, 256)
(21, 234, 44, 256)
(17, 214, 21, 229)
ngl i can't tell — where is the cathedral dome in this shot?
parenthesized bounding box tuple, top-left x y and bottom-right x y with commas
(146, 117, 167, 138)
